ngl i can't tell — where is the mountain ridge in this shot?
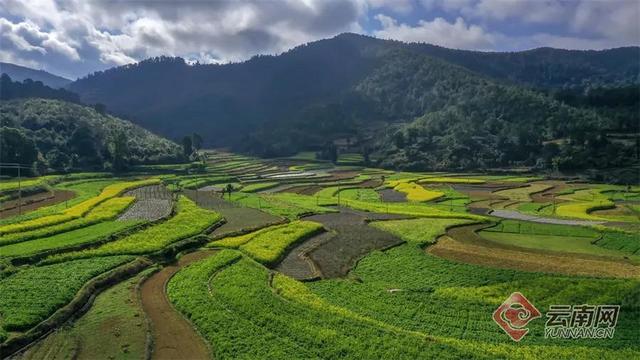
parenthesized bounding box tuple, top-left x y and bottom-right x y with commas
(0, 62, 72, 89)
(66, 33, 638, 171)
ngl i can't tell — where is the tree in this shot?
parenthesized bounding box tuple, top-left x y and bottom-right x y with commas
(192, 133, 203, 150)
(224, 183, 234, 200)
(182, 135, 193, 157)
(111, 130, 130, 172)
(0, 127, 38, 175)
(68, 124, 102, 167)
(45, 149, 71, 172)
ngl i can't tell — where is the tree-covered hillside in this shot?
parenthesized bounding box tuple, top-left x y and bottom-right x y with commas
(67, 33, 639, 171)
(0, 99, 182, 173)
(0, 62, 72, 89)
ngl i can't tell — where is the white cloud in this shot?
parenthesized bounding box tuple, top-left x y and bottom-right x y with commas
(0, 0, 367, 77)
(373, 14, 498, 49)
(0, 18, 79, 59)
(367, 0, 415, 14)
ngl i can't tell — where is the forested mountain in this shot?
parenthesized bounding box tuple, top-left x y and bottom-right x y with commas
(0, 62, 72, 89)
(67, 33, 639, 171)
(1, 74, 80, 103)
(0, 98, 182, 173)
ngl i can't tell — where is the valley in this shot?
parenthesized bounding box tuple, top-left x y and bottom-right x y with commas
(0, 151, 638, 359)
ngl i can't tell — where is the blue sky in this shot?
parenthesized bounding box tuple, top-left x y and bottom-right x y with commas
(1, 0, 638, 79)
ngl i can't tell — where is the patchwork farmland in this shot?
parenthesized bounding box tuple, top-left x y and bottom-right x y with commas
(0, 151, 639, 359)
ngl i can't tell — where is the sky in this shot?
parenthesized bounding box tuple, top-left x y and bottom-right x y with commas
(1, 0, 638, 80)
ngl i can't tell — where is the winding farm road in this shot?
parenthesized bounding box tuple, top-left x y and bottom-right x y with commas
(140, 251, 216, 360)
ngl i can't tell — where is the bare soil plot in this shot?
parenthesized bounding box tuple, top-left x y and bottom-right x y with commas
(183, 189, 282, 237)
(428, 236, 640, 278)
(276, 184, 323, 195)
(0, 190, 75, 219)
(303, 211, 404, 278)
(118, 185, 173, 221)
(140, 250, 216, 360)
(275, 231, 335, 280)
(378, 188, 406, 202)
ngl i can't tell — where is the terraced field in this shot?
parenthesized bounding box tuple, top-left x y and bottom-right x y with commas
(1, 151, 638, 359)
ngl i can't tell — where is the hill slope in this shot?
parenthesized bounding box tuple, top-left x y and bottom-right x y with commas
(68, 33, 639, 170)
(0, 62, 72, 89)
(0, 98, 182, 172)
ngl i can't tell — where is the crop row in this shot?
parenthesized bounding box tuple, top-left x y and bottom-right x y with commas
(484, 219, 599, 238)
(392, 182, 444, 202)
(339, 198, 484, 220)
(0, 179, 118, 226)
(239, 182, 279, 193)
(167, 250, 477, 359)
(0, 197, 135, 246)
(51, 195, 221, 259)
(370, 218, 476, 247)
(308, 218, 640, 350)
(0, 256, 133, 336)
(0, 220, 140, 259)
(229, 192, 336, 219)
(239, 220, 324, 265)
(0, 179, 158, 236)
(493, 183, 552, 203)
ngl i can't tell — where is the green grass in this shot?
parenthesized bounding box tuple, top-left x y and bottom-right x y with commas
(19, 270, 150, 360)
(0, 256, 133, 333)
(51, 196, 221, 259)
(493, 183, 552, 202)
(240, 182, 279, 192)
(484, 220, 599, 238)
(229, 192, 336, 219)
(287, 151, 319, 161)
(479, 231, 634, 259)
(340, 198, 485, 221)
(517, 202, 554, 216)
(336, 153, 364, 165)
(371, 218, 477, 246)
(0, 220, 141, 258)
(419, 177, 485, 184)
(595, 230, 640, 255)
(338, 188, 380, 202)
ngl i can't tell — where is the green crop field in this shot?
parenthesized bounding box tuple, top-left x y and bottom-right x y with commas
(0, 256, 133, 336)
(0, 152, 638, 359)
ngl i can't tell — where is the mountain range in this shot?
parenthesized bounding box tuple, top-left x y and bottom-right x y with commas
(0, 62, 72, 89)
(2, 33, 638, 176)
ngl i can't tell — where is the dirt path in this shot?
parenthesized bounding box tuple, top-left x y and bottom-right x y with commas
(140, 251, 217, 360)
(0, 190, 75, 218)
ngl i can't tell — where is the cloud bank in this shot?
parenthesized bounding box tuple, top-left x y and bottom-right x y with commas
(0, 0, 637, 79)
